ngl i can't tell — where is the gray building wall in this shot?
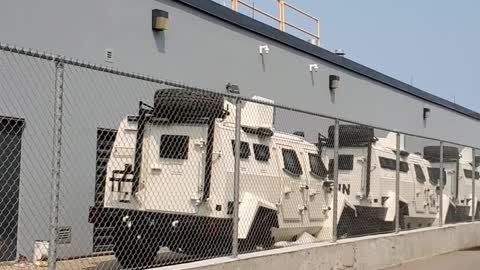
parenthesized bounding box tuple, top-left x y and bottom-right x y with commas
(0, 0, 479, 258)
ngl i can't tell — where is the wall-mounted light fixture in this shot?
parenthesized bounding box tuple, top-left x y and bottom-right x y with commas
(259, 45, 270, 55)
(423, 108, 431, 120)
(329, 75, 340, 90)
(226, 83, 240, 94)
(309, 64, 319, 72)
(152, 9, 169, 31)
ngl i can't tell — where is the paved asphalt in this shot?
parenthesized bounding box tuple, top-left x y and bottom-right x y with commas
(383, 247, 480, 270)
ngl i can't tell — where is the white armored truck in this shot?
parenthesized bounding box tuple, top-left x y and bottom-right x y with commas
(88, 89, 480, 268)
(320, 129, 480, 236)
(425, 146, 480, 223)
(89, 89, 339, 268)
(318, 128, 438, 235)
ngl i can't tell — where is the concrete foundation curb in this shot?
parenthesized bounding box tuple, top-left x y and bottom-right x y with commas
(156, 222, 480, 270)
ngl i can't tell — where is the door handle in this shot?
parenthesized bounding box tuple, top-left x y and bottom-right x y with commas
(283, 186, 292, 195)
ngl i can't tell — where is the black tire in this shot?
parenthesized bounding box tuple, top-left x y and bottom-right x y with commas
(327, 125, 374, 147)
(423, 146, 459, 162)
(239, 207, 278, 253)
(153, 88, 226, 122)
(476, 201, 480, 221)
(178, 235, 231, 258)
(336, 205, 357, 237)
(113, 221, 158, 269)
(169, 217, 232, 258)
(398, 201, 409, 230)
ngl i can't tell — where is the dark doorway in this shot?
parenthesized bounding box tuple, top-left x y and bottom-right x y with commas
(0, 117, 25, 261)
(92, 128, 117, 253)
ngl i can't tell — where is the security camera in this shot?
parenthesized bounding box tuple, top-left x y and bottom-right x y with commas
(309, 64, 319, 72)
(259, 45, 270, 54)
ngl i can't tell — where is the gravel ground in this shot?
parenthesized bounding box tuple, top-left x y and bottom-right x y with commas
(0, 249, 193, 270)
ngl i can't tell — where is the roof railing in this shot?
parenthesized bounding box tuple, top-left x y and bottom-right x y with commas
(230, 0, 320, 46)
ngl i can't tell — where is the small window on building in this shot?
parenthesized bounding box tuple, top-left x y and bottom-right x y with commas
(282, 149, 303, 176)
(160, 135, 189, 159)
(253, 143, 270, 161)
(328, 155, 355, 173)
(428, 168, 447, 186)
(309, 153, 328, 178)
(379, 157, 409, 173)
(464, 169, 480, 180)
(231, 140, 251, 159)
(414, 164, 426, 183)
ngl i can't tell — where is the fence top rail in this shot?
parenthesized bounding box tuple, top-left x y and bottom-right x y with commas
(0, 41, 475, 150)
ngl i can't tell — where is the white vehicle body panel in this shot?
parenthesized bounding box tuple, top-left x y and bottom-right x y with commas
(103, 97, 333, 242)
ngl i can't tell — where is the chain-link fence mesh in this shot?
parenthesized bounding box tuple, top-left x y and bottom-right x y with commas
(398, 135, 442, 231)
(330, 121, 396, 238)
(0, 48, 56, 266)
(1, 43, 480, 270)
(438, 143, 476, 225)
(235, 101, 335, 254)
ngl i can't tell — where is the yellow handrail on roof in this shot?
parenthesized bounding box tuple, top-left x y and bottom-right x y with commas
(230, 0, 320, 46)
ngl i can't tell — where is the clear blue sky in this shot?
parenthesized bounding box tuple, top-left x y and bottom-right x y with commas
(219, 0, 480, 112)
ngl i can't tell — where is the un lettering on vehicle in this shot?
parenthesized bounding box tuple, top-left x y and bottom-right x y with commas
(338, 183, 351, 195)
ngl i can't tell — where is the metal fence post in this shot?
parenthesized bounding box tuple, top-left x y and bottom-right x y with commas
(439, 142, 444, 227)
(395, 132, 401, 233)
(472, 148, 476, 222)
(332, 119, 339, 242)
(231, 98, 242, 257)
(48, 57, 65, 270)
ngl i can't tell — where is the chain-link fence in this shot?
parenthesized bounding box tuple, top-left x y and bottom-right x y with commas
(0, 42, 479, 270)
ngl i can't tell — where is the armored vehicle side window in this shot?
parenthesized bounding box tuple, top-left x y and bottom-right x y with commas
(253, 143, 270, 161)
(427, 168, 447, 186)
(309, 153, 328, 178)
(414, 164, 426, 183)
(464, 169, 480, 180)
(231, 140, 251, 159)
(378, 157, 409, 172)
(160, 135, 189, 160)
(282, 149, 303, 176)
(328, 155, 354, 172)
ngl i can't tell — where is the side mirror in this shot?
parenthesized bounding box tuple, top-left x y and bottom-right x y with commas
(322, 181, 334, 193)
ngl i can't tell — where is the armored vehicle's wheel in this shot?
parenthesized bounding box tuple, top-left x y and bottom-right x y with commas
(239, 207, 277, 252)
(423, 146, 459, 162)
(113, 221, 158, 269)
(154, 88, 226, 122)
(476, 201, 480, 220)
(175, 235, 232, 258)
(398, 201, 409, 230)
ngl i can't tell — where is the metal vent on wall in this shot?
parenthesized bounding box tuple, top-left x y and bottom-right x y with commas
(57, 226, 72, 244)
(105, 48, 114, 63)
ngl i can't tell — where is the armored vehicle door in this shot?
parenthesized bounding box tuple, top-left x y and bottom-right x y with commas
(275, 143, 307, 221)
(302, 149, 328, 221)
(142, 124, 208, 213)
(413, 164, 427, 213)
(450, 161, 460, 201)
(426, 167, 446, 214)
